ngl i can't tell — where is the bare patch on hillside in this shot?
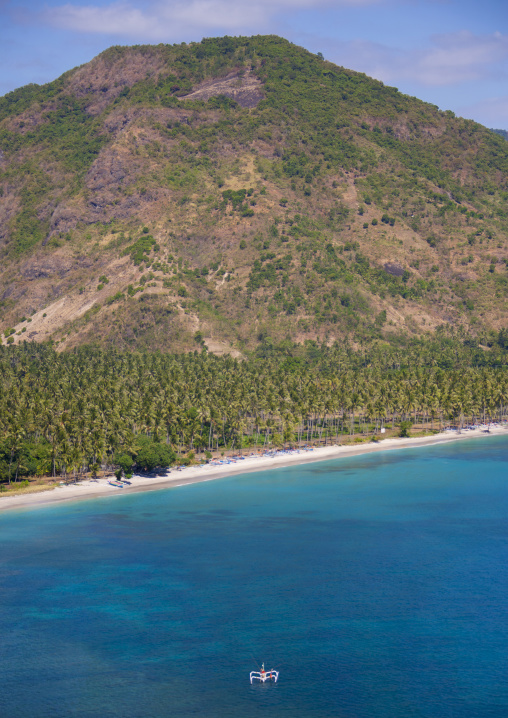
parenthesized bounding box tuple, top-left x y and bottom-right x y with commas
(0, 193, 20, 250)
(204, 337, 244, 359)
(180, 68, 264, 108)
(42, 105, 225, 243)
(66, 48, 167, 115)
(384, 262, 405, 277)
(2, 254, 135, 346)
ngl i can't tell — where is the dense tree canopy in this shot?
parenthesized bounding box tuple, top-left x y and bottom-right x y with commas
(0, 340, 507, 483)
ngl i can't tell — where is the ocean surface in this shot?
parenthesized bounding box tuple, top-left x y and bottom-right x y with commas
(1, 435, 507, 718)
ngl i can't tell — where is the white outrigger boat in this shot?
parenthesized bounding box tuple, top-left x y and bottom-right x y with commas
(250, 663, 279, 684)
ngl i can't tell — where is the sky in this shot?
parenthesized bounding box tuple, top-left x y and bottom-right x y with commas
(1, 0, 507, 128)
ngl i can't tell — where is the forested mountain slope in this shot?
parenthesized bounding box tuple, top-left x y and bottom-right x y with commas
(0, 35, 507, 353)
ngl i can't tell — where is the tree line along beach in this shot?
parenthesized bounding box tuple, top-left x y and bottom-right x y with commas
(1, 422, 507, 512)
(1, 342, 508, 508)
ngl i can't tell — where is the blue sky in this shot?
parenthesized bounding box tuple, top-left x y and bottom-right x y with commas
(1, 0, 507, 127)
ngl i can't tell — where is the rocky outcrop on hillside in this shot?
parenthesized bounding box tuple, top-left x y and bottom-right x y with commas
(181, 68, 264, 108)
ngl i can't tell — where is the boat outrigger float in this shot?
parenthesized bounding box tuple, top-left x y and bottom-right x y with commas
(250, 663, 279, 684)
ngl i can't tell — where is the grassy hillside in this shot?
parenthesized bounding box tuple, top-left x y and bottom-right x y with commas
(0, 35, 507, 353)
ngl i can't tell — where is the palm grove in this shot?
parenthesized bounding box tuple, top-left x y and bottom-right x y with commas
(1, 340, 507, 484)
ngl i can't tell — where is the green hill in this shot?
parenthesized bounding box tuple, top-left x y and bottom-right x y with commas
(0, 35, 507, 354)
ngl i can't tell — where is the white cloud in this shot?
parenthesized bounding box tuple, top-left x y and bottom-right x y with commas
(42, 0, 382, 40)
(458, 95, 508, 127)
(415, 31, 508, 85)
(331, 30, 508, 87)
(45, 2, 159, 36)
(44, 1, 263, 37)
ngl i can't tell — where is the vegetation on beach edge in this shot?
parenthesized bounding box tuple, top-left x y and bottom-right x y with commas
(1, 340, 507, 486)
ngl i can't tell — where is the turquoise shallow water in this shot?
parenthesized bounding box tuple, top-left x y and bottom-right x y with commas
(1, 435, 507, 718)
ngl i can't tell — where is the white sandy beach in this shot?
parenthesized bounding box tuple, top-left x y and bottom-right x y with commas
(1, 425, 507, 513)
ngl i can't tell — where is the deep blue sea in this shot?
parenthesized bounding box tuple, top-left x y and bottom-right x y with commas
(1, 436, 507, 718)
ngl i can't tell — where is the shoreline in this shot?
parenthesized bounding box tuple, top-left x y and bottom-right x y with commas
(1, 425, 507, 514)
